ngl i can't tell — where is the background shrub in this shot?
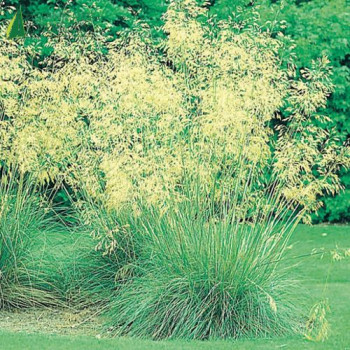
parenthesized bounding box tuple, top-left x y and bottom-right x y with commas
(0, 0, 167, 47)
(211, 0, 350, 222)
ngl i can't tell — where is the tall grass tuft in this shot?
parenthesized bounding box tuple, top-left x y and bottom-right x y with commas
(0, 167, 56, 309)
(107, 176, 303, 339)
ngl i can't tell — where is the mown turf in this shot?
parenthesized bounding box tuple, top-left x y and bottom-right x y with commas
(0, 225, 349, 350)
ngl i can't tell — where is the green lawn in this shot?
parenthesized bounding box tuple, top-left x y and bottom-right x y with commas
(1, 225, 349, 350)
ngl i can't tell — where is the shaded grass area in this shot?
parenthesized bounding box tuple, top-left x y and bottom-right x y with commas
(26, 225, 118, 308)
(0, 171, 59, 309)
(0, 224, 349, 349)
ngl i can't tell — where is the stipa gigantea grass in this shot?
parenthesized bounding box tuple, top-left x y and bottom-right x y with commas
(0, 166, 57, 309)
(106, 169, 305, 340)
(0, 0, 342, 337)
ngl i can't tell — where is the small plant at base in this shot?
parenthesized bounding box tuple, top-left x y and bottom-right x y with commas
(305, 299, 330, 342)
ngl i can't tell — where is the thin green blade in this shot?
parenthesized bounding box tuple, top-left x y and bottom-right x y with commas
(6, 7, 25, 39)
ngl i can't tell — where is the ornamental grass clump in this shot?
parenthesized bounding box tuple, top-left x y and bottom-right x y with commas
(107, 177, 303, 339)
(0, 0, 348, 340)
(0, 167, 55, 309)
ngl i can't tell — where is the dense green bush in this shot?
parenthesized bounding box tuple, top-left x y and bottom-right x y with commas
(1, 0, 166, 38)
(107, 187, 301, 339)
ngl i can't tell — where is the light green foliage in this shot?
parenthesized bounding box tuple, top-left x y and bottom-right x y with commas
(2, 0, 348, 222)
(0, 0, 348, 341)
(1, 0, 348, 222)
